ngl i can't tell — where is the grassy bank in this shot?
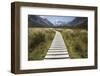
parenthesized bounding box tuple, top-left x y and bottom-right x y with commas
(28, 28, 55, 60)
(56, 28, 88, 58)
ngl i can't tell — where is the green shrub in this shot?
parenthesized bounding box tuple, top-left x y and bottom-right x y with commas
(28, 28, 55, 60)
(59, 29, 88, 58)
(29, 32, 46, 50)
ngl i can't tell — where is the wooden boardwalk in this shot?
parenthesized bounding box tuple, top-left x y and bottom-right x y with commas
(45, 31, 70, 59)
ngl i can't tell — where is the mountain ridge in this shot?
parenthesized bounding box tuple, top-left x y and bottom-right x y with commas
(28, 15, 54, 27)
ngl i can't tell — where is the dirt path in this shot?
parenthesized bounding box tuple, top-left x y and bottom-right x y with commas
(45, 31, 70, 59)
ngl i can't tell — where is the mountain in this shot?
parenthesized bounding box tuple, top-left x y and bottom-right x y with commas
(53, 17, 88, 29)
(67, 17, 88, 29)
(28, 15, 53, 27)
(68, 17, 87, 25)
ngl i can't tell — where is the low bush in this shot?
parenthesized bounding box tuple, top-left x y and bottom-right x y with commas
(28, 28, 55, 60)
(59, 29, 88, 58)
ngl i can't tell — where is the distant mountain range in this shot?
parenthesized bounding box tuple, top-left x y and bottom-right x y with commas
(68, 17, 87, 26)
(56, 17, 88, 29)
(28, 15, 53, 27)
(28, 15, 88, 29)
(67, 17, 88, 29)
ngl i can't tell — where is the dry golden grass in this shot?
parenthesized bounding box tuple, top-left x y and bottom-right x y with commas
(28, 28, 55, 60)
(57, 28, 88, 58)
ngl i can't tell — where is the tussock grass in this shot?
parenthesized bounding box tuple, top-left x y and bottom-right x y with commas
(28, 28, 55, 60)
(57, 28, 88, 58)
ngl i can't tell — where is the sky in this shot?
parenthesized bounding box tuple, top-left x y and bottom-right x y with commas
(40, 15, 75, 25)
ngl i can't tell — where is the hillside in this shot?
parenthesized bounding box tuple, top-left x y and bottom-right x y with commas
(67, 17, 88, 29)
(28, 15, 54, 27)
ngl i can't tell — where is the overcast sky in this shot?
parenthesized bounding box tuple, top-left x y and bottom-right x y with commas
(40, 15, 75, 25)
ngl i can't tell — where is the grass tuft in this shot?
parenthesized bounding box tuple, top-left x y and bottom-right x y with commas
(57, 28, 88, 58)
(28, 28, 55, 60)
